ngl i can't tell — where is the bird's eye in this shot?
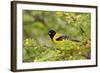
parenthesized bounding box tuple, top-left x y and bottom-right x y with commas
(48, 32, 50, 34)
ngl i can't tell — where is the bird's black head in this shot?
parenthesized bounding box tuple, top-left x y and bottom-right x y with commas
(48, 30, 56, 40)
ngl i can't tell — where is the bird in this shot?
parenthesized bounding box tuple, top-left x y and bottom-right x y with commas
(48, 30, 80, 45)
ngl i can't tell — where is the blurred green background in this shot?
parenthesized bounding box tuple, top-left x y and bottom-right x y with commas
(22, 10, 91, 62)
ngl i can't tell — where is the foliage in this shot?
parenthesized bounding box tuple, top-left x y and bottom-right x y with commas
(23, 10, 91, 62)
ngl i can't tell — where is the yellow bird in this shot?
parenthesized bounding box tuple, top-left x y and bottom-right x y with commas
(48, 30, 80, 45)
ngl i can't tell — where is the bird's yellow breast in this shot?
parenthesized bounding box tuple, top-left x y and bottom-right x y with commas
(53, 33, 64, 44)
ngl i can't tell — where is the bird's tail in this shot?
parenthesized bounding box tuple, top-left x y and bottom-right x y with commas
(63, 36, 80, 42)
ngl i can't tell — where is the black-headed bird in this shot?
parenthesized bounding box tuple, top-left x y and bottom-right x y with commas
(48, 30, 80, 45)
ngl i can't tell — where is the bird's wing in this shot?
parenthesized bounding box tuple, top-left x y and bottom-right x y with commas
(56, 36, 64, 41)
(64, 36, 80, 42)
(56, 35, 71, 41)
(63, 36, 71, 40)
